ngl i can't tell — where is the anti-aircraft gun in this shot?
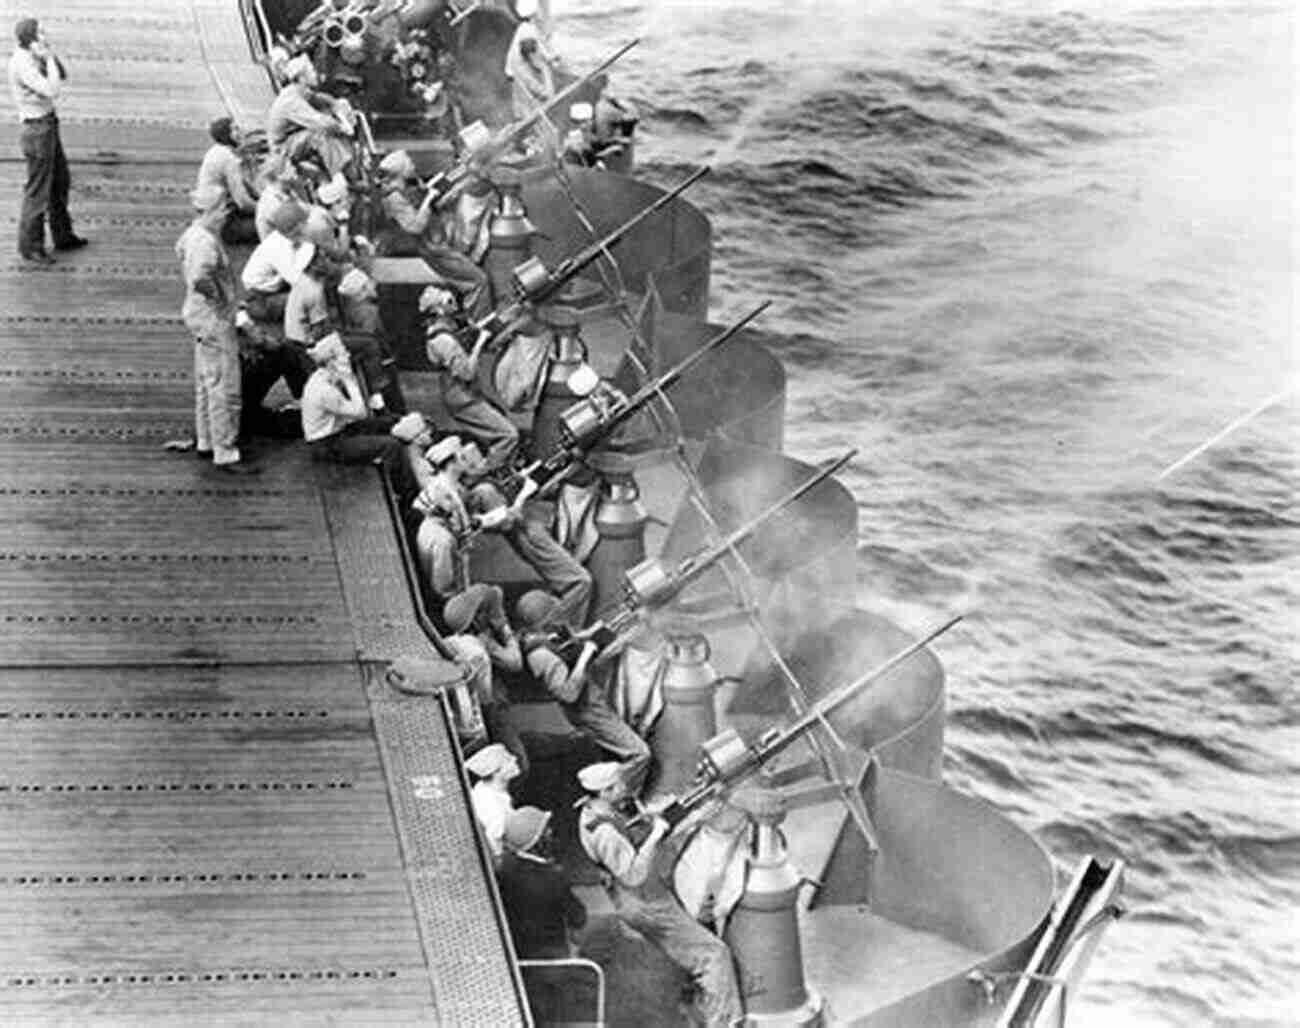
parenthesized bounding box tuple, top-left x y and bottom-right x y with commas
(464, 165, 709, 345)
(653, 614, 963, 829)
(420, 39, 640, 207)
(506, 301, 771, 500)
(555, 450, 857, 655)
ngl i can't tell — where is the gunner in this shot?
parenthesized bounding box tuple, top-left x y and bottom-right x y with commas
(265, 53, 356, 177)
(420, 285, 519, 471)
(375, 149, 490, 319)
(576, 761, 742, 1028)
(517, 590, 651, 779)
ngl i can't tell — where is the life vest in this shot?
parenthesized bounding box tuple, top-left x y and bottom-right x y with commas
(578, 804, 675, 904)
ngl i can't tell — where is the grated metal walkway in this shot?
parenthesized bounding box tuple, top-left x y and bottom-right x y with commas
(0, 1, 526, 1022)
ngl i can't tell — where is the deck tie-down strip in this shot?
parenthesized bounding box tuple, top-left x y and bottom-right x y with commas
(1, 870, 367, 887)
(1, 967, 403, 990)
(366, 677, 527, 1027)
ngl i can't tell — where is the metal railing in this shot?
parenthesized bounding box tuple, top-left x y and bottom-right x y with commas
(517, 957, 607, 1027)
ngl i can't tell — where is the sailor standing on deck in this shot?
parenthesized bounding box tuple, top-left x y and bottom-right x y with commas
(172, 185, 257, 476)
(577, 761, 742, 1028)
(504, 0, 556, 124)
(8, 17, 87, 266)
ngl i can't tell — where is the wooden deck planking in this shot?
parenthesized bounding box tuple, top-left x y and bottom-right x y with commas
(0, 664, 373, 708)
(0, 1, 527, 1020)
(0, 792, 403, 868)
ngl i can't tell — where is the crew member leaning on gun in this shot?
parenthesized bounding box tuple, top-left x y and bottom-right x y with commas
(577, 761, 742, 1028)
(375, 149, 490, 320)
(516, 590, 651, 781)
(419, 285, 519, 472)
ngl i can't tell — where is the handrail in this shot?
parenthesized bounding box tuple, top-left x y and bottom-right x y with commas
(439, 690, 537, 1026)
(238, 0, 282, 91)
(373, 467, 535, 1023)
(517, 957, 607, 1027)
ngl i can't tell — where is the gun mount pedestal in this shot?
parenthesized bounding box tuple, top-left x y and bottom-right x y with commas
(486, 166, 535, 307)
(652, 630, 721, 798)
(726, 788, 825, 1028)
(530, 306, 588, 459)
(586, 471, 648, 617)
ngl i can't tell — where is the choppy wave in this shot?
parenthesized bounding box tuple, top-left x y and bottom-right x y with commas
(563, 0, 1297, 1023)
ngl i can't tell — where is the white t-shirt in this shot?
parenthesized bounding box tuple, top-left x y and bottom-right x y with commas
(241, 231, 303, 294)
(300, 368, 365, 442)
(471, 780, 514, 859)
(284, 274, 330, 344)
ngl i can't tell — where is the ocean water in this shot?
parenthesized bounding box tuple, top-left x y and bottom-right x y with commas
(554, 2, 1297, 1024)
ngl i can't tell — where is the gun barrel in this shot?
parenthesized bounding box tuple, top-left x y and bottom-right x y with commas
(560, 166, 709, 280)
(675, 449, 856, 591)
(766, 615, 964, 765)
(496, 39, 640, 159)
(619, 300, 770, 415)
(658, 614, 963, 829)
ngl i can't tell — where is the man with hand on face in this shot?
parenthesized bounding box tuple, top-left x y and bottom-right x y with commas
(300, 332, 415, 499)
(9, 17, 87, 265)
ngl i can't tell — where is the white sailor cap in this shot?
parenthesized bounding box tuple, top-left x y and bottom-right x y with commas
(465, 742, 513, 778)
(389, 412, 428, 443)
(337, 266, 374, 300)
(317, 174, 348, 206)
(569, 102, 594, 123)
(577, 761, 624, 793)
(284, 54, 315, 83)
(308, 331, 348, 365)
(290, 241, 317, 277)
(424, 435, 462, 467)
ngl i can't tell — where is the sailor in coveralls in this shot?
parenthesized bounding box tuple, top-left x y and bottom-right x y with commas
(577, 762, 742, 1027)
(420, 285, 519, 471)
(517, 591, 650, 778)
